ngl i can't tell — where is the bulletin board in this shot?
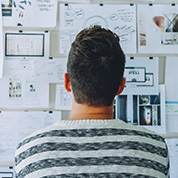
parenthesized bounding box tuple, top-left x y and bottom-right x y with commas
(1, 0, 178, 174)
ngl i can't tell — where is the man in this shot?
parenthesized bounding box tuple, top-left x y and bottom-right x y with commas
(15, 26, 169, 178)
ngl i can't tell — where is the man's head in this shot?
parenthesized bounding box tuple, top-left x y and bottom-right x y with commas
(66, 25, 125, 107)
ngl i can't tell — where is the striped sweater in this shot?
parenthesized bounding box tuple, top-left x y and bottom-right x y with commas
(15, 119, 169, 178)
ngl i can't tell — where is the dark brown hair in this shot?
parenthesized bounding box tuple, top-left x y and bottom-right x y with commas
(67, 25, 125, 107)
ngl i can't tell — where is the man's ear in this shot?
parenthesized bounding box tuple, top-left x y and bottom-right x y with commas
(116, 78, 126, 96)
(64, 73, 71, 92)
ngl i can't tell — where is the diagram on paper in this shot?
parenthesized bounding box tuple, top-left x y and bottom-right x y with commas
(4, 31, 50, 60)
(60, 4, 136, 54)
(34, 58, 67, 83)
(55, 84, 72, 110)
(123, 57, 159, 95)
(138, 4, 178, 54)
(5, 33, 44, 56)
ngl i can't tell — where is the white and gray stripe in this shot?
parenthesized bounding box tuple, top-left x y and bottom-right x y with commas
(23, 165, 168, 178)
(15, 135, 166, 156)
(15, 149, 168, 173)
(15, 120, 169, 178)
(17, 128, 165, 149)
(40, 173, 157, 178)
(15, 141, 168, 165)
(16, 156, 168, 177)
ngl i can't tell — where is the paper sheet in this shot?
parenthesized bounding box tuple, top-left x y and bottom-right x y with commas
(59, 4, 136, 54)
(6, 34, 44, 56)
(0, 167, 15, 178)
(0, 111, 61, 162)
(122, 57, 159, 95)
(2, 0, 57, 27)
(0, 3, 4, 78)
(55, 84, 72, 110)
(138, 4, 178, 54)
(116, 85, 166, 134)
(4, 31, 50, 60)
(165, 57, 178, 132)
(165, 138, 178, 178)
(34, 58, 67, 83)
(0, 60, 49, 108)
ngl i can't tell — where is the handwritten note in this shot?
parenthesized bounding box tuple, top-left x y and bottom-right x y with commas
(34, 58, 67, 83)
(59, 4, 136, 54)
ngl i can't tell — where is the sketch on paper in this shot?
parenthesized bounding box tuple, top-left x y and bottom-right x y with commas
(34, 58, 67, 83)
(3, 0, 57, 27)
(55, 84, 72, 110)
(138, 4, 178, 54)
(60, 87, 72, 107)
(60, 4, 136, 54)
(0, 111, 61, 161)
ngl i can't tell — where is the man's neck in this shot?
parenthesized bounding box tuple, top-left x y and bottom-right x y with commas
(69, 101, 114, 121)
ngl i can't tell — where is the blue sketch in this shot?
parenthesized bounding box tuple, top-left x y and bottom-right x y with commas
(109, 14, 118, 21)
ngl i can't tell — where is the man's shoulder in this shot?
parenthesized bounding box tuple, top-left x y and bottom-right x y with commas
(16, 122, 59, 151)
(16, 119, 166, 151)
(117, 119, 166, 143)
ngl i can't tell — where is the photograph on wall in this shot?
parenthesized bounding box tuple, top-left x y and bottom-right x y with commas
(2, 0, 57, 27)
(1, 0, 12, 16)
(9, 80, 22, 98)
(138, 4, 178, 54)
(139, 95, 161, 126)
(59, 4, 136, 54)
(115, 85, 166, 133)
